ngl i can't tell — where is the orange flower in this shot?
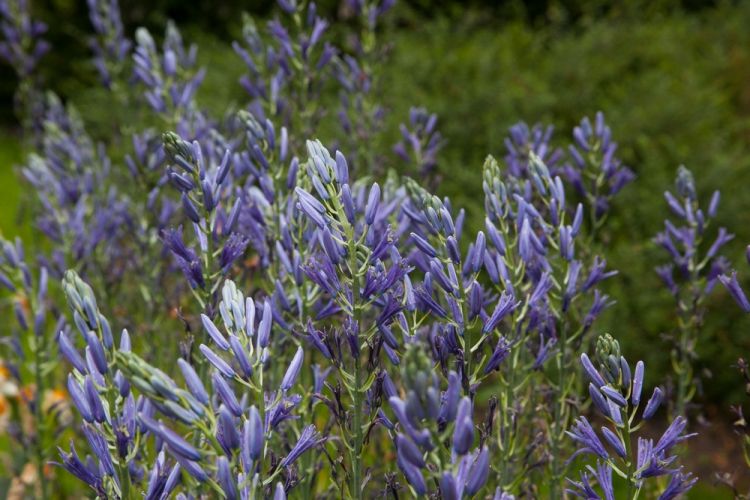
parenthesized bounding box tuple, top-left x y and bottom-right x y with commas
(0, 394, 9, 433)
(0, 360, 19, 398)
(19, 384, 36, 405)
(44, 388, 72, 425)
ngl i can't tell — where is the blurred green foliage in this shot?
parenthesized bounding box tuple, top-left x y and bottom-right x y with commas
(0, 133, 22, 235)
(1, 0, 749, 414)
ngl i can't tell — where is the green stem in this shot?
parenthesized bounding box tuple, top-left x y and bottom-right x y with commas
(549, 322, 569, 497)
(623, 416, 635, 499)
(119, 460, 132, 499)
(32, 325, 48, 500)
(675, 247, 700, 418)
(257, 363, 268, 490)
(195, 207, 218, 386)
(461, 279, 473, 395)
(352, 348, 364, 499)
(499, 347, 519, 490)
(675, 326, 690, 418)
(349, 231, 364, 500)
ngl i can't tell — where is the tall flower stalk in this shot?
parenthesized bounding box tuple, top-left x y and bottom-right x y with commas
(655, 166, 731, 417)
(0, 236, 59, 499)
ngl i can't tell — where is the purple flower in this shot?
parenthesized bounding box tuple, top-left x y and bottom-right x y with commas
(296, 187, 327, 228)
(653, 416, 694, 455)
(567, 417, 608, 460)
(580, 353, 606, 388)
(212, 372, 242, 417)
(452, 397, 475, 455)
(201, 313, 229, 350)
(396, 433, 425, 468)
(274, 482, 287, 500)
(58, 331, 87, 373)
(217, 405, 240, 456)
(719, 272, 750, 313)
(484, 337, 511, 374)
(199, 344, 236, 378)
(85, 331, 108, 374)
(279, 424, 322, 467)
(54, 442, 103, 493)
(170, 453, 209, 482)
(258, 300, 273, 348)
(658, 471, 697, 499)
(365, 183, 380, 225)
(177, 358, 208, 405)
(410, 232, 437, 258)
(632, 361, 645, 406)
(440, 472, 458, 500)
(465, 447, 490, 496)
(139, 414, 201, 461)
(397, 453, 427, 495)
(595, 461, 615, 500)
(220, 233, 250, 273)
(229, 335, 253, 378)
(438, 371, 461, 425)
(216, 456, 237, 500)
(306, 321, 332, 359)
(482, 291, 518, 334)
(600, 385, 627, 407)
(600, 427, 626, 458)
(643, 387, 663, 420)
(588, 383, 610, 418)
(472, 231, 486, 272)
(280, 346, 304, 391)
(244, 405, 264, 462)
(84, 376, 106, 423)
(67, 374, 94, 423)
(81, 426, 113, 477)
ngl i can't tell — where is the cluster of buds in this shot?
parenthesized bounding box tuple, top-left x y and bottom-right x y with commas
(568, 334, 697, 499)
(385, 346, 489, 497)
(393, 106, 445, 180)
(86, 0, 130, 88)
(0, 0, 48, 78)
(162, 131, 246, 298)
(562, 112, 636, 223)
(21, 94, 132, 278)
(58, 273, 324, 497)
(503, 122, 563, 180)
(132, 22, 205, 130)
(232, 4, 335, 139)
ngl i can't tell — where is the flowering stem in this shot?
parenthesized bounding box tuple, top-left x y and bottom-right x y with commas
(101, 377, 131, 499)
(119, 460, 131, 499)
(675, 327, 691, 418)
(349, 229, 364, 500)
(499, 344, 520, 489)
(352, 346, 364, 499)
(13, 269, 50, 500)
(196, 213, 218, 386)
(549, 321, 570, 497)
(620, 411, 636, 499)
(254, 364, 272, 493)
(461, 280, 473, 394)
(675, 245, 700, 418)
(32, 325, 48, 500)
